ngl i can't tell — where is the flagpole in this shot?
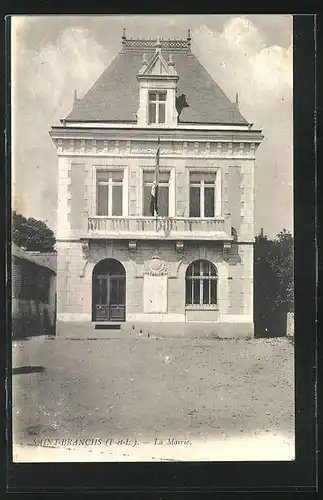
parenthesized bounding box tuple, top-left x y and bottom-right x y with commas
(155, 137, 160, 232)
(155, 136, 160, 186)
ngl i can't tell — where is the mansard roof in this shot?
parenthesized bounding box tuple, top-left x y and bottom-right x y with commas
(64, 35, 248, 125)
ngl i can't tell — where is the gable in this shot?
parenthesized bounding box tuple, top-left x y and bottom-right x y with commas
(143, 52, 170, 76)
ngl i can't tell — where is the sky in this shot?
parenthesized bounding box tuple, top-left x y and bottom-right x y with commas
(11, 15, 293, 239)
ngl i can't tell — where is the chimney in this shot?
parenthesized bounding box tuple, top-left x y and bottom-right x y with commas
(235, 92, 239, 109)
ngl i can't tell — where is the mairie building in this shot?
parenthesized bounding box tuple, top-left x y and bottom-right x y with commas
(50, 31, 263, 337)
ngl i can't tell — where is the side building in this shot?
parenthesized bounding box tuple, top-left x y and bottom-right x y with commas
(50, 31, 263, 337)
(12, 243, 57, 338)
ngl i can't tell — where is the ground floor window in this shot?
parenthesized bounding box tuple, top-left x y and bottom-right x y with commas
(185, 259, 218, 306)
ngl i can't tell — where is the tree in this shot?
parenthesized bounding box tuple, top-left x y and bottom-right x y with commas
(254, 229, 294, 337)
(265, 229, 294, 313)
(12, 211, 56, 252)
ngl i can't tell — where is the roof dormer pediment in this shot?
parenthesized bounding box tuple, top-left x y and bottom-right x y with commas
(139, 51, 177, 77)
(137, 39, 178, 81)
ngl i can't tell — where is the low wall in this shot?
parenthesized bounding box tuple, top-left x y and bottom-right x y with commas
(12, 299, 56, 339)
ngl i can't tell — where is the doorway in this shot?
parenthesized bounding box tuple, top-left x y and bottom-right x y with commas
(92, 259, 126, 322)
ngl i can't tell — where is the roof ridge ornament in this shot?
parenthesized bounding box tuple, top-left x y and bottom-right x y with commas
(156, 36, 162, 53)
(122, 37, 191, 52)
(168, 53, 175, 66)
(141, 53, 148, 66)
(187, 29, 191, 48)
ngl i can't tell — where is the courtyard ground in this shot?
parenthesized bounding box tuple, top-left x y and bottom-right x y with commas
(11, 335, 295, 462)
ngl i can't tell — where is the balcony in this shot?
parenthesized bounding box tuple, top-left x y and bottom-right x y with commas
(87, 214, 232, 241)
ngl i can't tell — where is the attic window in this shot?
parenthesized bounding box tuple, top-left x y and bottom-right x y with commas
(148, 91, 166, 124)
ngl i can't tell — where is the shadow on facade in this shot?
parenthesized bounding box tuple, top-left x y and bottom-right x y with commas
(13, 366, 46, 375)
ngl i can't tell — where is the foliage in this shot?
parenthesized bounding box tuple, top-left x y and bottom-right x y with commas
(12, 211, 56, 252)
(254, 229, 294, 337)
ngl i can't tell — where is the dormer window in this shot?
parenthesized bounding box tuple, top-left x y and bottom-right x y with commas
(148, 92, 166, 124)
(136, 42, 179, 127)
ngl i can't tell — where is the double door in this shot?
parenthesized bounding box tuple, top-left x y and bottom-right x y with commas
(94, 273, 126, 322)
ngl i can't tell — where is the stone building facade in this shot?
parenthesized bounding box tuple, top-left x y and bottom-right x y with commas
(50, 31, 263, 337)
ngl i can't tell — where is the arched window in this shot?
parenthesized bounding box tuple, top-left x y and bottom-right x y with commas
(185, 260, 218, 306)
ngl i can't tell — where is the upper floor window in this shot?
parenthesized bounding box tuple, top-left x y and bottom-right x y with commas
(97, 170, 123, 216)
(143, 171, 169, 217)
(148, 91, 166, 124)
(189, 172, 217, 218)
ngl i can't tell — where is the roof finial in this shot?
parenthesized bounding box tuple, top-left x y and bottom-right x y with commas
(235, 92, 239, 109)
(141, 53, 148, 66)
(156, 36, 162, 52)
(187, 29, 191, 41)
(122, 28, 126, 41)
(74, 89, 77, 101)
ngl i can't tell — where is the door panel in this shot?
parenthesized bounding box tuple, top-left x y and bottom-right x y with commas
(95, 304, 109, 321)
(110, 305, 125, 321)
(109, 277, 125, 321)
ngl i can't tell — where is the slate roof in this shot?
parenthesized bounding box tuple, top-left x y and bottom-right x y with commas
(64, 37, 248, 125)
(12, 243, 57, 274)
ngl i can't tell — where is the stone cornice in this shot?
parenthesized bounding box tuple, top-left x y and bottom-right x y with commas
(50, 126, 263, 144)
(50, 137, 261, 159)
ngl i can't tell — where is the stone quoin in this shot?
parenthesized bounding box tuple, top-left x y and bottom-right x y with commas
(50, 30, 263, 337)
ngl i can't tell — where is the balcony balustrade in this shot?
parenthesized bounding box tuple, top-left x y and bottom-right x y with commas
(87, 215, 232, 241)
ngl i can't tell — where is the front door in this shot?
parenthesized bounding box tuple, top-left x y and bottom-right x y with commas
(94, 274, 126, 322)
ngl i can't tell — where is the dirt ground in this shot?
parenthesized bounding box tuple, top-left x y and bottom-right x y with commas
(11, 336, 295, 461)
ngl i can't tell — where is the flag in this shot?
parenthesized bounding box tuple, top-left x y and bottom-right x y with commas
(150, 138, 160, 216)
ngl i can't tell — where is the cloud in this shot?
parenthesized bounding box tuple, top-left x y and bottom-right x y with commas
(192, 18, 292, 110)
(12, 26, 111, 229)
(192, 17, 293, 236)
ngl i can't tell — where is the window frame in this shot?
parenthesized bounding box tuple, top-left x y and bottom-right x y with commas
(148, 91, 167, 125)
(93, 166, 128, 217)
(185, 260, 218, 307)
(142, 170, 170, 217)
(140, 167, 175, 218)
(188, 169, 222, 218)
